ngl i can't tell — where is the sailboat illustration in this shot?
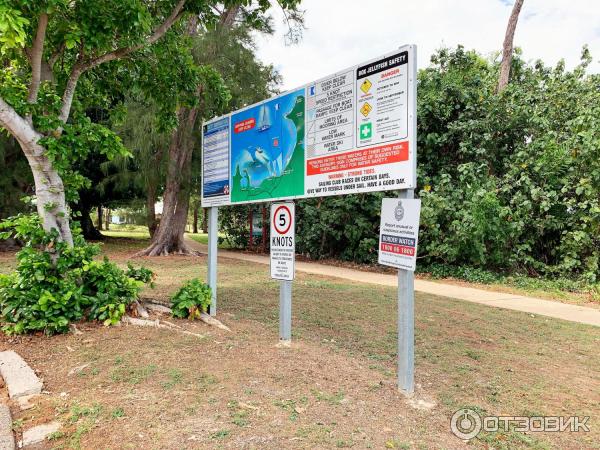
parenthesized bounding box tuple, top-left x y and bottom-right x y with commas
(257, 105, 272, 132)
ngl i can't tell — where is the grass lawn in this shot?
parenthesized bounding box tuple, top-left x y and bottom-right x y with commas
(95, 228, 599, 306)
(0, 237, 598, 449)
(186, 232, 233, 249)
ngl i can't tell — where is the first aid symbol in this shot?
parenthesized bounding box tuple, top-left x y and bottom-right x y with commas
(360, 122, 372, 139)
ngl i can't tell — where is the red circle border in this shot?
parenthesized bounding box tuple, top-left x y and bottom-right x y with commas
(273, 205, 292, 235)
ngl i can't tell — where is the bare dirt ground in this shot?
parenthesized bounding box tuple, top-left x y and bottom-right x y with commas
(0, 237, 599, 449)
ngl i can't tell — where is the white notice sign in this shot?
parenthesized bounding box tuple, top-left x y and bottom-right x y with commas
(270, 202, 295, 281)
(378, 198, 421, 271)
(201, 45, 417, 207)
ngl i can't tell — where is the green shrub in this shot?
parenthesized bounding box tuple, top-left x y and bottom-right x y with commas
(125, 263, 155, 286)
(0, 214, 151, 334)
(171, 279, 212, 319)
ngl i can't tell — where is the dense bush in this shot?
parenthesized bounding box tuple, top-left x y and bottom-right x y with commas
(0, 215, 152, 334)
(125, 263, 155, 286)
(170, 278, 212, 319)
(219, 205, 253, 249)
(221, 47, 599, 285)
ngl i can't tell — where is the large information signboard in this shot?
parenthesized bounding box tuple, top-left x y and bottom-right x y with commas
(201, 45, 416, 206)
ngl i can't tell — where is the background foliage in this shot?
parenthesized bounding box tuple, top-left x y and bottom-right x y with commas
(222, 47, 600, 285)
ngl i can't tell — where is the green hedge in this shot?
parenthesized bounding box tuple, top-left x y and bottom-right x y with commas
(220, 47, 599, 285)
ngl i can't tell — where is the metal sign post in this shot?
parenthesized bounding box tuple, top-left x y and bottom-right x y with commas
(270, 202, 295, 343)
(207, 206, 219, 316)
(396, 189, 415, 394)
(397, 45, 418, 394)
(279, 280, 292, 341)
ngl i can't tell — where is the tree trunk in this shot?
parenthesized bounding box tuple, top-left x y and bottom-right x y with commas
(248, 207, 253, 250)
(136, 106, 199, 256)
(261, 204, 267, 253)
(97, 205, 103, 231)
(105, 208, 110, 230)
(75, 205, 103, 240)
(497, 0, 524, 93)
(202, 208, 208, 233)
(27, 150, 73, 244)
(146, 184, 158, 238)
(193, 202, 199, 234)
(0, 98, 73, 245)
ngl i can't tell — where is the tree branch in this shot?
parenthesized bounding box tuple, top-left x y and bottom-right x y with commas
(48, 41, 66, 69)
(0, 97, 44, 156)
(58, 0, 188, 123)
(497, 0, 524, 93)
(220, 5, 241, 28)
(27, 13, 49, 104)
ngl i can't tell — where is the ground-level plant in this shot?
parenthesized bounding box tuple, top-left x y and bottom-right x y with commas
(170, 278, 212, 319)
(0, 214, 153, 334)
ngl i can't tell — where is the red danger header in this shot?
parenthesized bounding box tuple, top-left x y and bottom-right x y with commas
(234, 118, 255, 133)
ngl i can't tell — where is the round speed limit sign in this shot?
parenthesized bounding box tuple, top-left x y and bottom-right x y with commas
(273, 205, 293, 235)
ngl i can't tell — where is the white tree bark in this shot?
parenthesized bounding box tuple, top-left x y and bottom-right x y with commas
(0, 98, 73, 244)
(497, 0, 524, 93)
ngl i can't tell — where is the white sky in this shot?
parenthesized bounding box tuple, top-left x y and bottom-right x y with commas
(256, 0, 600, 90)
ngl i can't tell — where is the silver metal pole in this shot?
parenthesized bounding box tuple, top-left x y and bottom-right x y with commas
(207, 206, 218, 316)
(396, 44, 418, 395)
(279, 280, 292, 342)
(397, 189, 415, 394)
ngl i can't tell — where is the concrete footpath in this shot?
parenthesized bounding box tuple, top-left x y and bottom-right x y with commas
(185, 237, 600, 327)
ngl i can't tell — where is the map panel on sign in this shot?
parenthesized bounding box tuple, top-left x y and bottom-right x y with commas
(230, 89, 305, 203)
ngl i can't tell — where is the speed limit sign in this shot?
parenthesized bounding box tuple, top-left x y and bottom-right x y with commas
(270, 202, 295, 280)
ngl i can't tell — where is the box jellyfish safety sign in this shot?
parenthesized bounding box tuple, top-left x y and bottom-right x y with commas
(201, 45, 416, 206)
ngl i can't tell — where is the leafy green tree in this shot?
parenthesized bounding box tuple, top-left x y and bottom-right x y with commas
(108, 101, 169, 237)
(0, 0, 280, 248)
(138, 2, 302, 256)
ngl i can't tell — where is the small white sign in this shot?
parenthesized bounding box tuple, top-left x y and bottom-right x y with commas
(270, 202, 295, 281)
(378, 198, 421, 271)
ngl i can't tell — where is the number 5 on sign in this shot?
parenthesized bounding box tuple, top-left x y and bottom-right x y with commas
(270, 202, 295, 281)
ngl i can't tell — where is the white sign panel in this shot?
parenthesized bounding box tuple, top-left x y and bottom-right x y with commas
(270, 202, 295, 281)
(201, 45, 417, 206)
(378, 198, 421, 271)
(201, 117, 230, 206)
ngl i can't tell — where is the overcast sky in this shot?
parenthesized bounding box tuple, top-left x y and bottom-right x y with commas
(255, 0, 600, 90)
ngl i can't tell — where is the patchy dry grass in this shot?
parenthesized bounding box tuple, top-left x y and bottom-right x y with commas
(0, 237, 599, 449)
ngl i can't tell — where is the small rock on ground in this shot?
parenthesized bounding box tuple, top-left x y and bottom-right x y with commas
(0, 404, 15, 450)
(0, 351, 43, 399)
(16, 395, 37, 411)
(407, 397, 437, 410)
(20, 422, 61, 447)
(68, 363, 90, 376)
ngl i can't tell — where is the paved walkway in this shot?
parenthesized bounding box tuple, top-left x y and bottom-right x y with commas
(185, 237, 600, 327)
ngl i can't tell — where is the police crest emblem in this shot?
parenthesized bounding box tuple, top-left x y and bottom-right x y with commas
(394, 200, 405, 221)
